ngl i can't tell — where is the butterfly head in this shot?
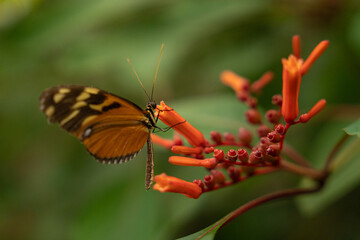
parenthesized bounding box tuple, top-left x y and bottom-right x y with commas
(148, 101, 157, 110)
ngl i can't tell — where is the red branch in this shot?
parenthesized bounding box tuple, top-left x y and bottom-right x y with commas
(198, 184, 323, 239)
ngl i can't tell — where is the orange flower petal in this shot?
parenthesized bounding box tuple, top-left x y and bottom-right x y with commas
(153, 173, 202, 199)
(299, 99, 327, 123)
(281, 55, 302, 123)
(169, 156, 218, 168)
(171, 146, 203, 155)
(292, 35, 301, 59)
(301, 40, 329, 75)
(157, 101, 206, 147)
(220, 70, 249, 94)
(250, 71, 274, 94)
(151, 134, 174, 149)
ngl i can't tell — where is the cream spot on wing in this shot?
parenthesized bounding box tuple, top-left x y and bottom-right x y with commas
(53, 93, 65, 103)
(84, 87, 99, 94)
(60, 110, 80, 126)
(83, 127, 92, 138)
(76, 92, 90, 101)
(72, 101, 87, 109)
(45, 106, 55, 117)
(82, 115, 97, 126)
(59, 88, 70, 94)
(89, 104, 103, 111)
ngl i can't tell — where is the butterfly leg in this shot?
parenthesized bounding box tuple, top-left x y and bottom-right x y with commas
(152, 120, 187, 133)
(145, 136, 154, 190)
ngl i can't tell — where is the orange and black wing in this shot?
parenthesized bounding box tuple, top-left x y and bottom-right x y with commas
(39, 85, 151, 164)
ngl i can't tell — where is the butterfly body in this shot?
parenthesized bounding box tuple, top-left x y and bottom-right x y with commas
(39, 85, 156, 189)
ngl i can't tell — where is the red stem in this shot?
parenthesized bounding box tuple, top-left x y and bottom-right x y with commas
(198, 184, 323, 239)
(221, 185, 322, 228)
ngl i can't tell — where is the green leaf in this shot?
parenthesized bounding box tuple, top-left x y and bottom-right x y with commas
(343, 118, 360, 137)
(296, 137, 360, 216)
(177, 214, 231, 240)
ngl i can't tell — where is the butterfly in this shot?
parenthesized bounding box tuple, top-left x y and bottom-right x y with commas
(39, 45, 165, 190)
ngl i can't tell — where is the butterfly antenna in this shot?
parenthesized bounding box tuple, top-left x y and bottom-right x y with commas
(126, 58, 151, 101)
(151, 43, 165, 101)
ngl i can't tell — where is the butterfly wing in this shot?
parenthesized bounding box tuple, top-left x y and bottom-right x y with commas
(39, 85, 151, 164)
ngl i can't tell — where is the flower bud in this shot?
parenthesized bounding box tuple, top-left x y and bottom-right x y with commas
(228, 166, 241, 182)
(210, 131, 222, 144)
(246, 97, 258, 108)
(204, 147, 214, 154)
(203, 175, 215, 189)
(249, 150, 263, 165)
(238, 127, 252, 145)
(275, 124, 286, 135)
(237, 91, 249, 102)
(245, 109, 262, 124)
(224, 132, 235, 143)
(227, 149, 238, 162)
(213, 149, 225, 161)
(238, 149, 249, 164)
(266, 144, 281, 157)
(210, 170, 226, 184)
(266, 109, 281, 124)
(193, 179, 204, 190)
(267, 131, 281, 143)
(257, 124, 271, 138)
(173, 133, 183, 146)
(272, 94, 283, 106)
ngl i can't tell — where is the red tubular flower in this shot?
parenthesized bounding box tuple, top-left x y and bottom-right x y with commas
(153, 173, 202, 199)
(157, 101, 206, 147)
(281, 55, 302, 123)
(151, 134, 174, 149)
(301, 40, 329, 76)
(292, 35, 301, 59)
(169, 156, 218, 168)
(171, 146, 203, 155)
(250, 71, 274, 94)
(299, 99, 327, 123)
(220, 70, 249, 94)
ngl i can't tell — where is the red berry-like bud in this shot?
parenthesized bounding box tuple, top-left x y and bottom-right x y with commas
(238, 149, 249, 164)
(257, 124, 271, 138)
(238, 127, 252, 145)
(204, 147, 214, 154)
(249, 150, 263, 164)
(267, 131, 281, 143)
(210, 170, 226, 184)
(245, 109, 262, 124)
(227, 149, 238, 162)
(275, 124, 287, 135)
(228, 166, 241, 182)
(272, 94, 283, 106)
(266, 144, 281, 156)
(237, 91, 249, 102)
(260, 137, 271, 146)
(173, 133, 183, 146)
(213, 149, 225, 161)
(204, 175, 215, 189)
(210, 131, 222, 144)
(224, 132, 235, 143)
(246, 96, 258, 108)
(266, 109, 281, 124)
(193, 179, 204, 190)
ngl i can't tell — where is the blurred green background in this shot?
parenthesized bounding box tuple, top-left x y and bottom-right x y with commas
(1, 0, 360, 239)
